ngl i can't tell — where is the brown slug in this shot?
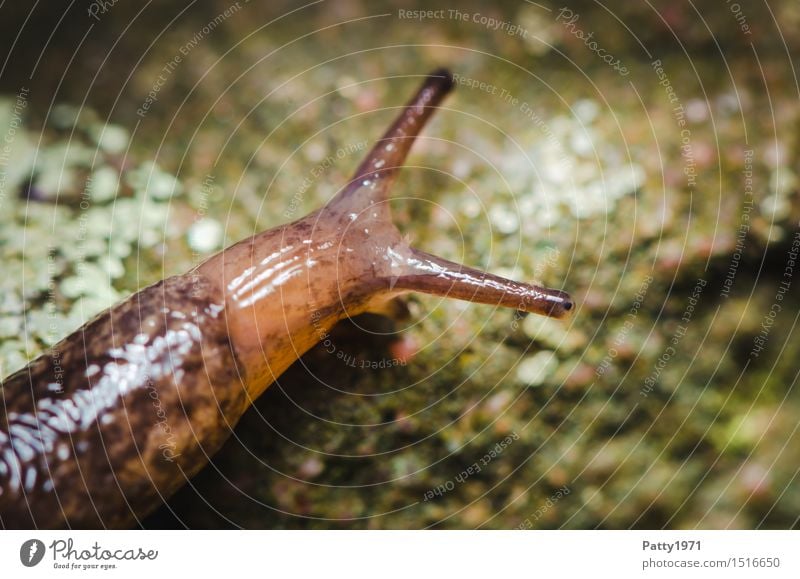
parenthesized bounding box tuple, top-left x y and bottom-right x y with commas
(0, 69, 572, 529)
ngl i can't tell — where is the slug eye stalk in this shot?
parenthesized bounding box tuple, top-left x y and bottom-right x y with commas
(330, 69, 573, 320)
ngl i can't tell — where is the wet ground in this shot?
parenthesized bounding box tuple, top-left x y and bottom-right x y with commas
(1, 0, 799, 528)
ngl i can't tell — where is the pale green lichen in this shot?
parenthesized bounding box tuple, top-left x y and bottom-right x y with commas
(0, 96, 196, 376)
(126, 161, 183, 201)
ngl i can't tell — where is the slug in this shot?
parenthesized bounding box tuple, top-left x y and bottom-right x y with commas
(0, 69, 572, 529)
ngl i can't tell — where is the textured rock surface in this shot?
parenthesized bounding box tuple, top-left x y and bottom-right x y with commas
(1, 0, 799, 528)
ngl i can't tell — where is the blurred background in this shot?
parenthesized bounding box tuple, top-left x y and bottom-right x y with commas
(1, 0, 799, 528)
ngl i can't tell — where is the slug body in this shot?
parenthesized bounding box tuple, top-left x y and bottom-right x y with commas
(0, 70, 572, 528)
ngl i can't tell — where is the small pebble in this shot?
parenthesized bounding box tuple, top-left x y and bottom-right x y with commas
(516, 350, 558, 387)
(573, 99, 600, 123)
(149, 170, 182, 201)
(87, 166, 120, 202)
(489, 205, 519, 234)
(92, 124, 129, 155)
(570, 130, 594, 156)
(187, 217, 224, 253)
(336, 75, 359, 100)
(686, 99, 709, 123)
(460, 198, 481, 219)
(298, 457, 325, 479)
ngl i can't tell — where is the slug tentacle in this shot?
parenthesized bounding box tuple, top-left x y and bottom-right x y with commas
(323, 68, 573, 319)
(333, 68, 455, 214)
(388, 247, 574, 319)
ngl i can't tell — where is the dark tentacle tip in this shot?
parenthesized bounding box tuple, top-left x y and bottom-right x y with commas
(429, 68, 454, 91)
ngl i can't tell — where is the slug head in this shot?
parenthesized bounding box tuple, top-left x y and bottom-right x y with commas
(202, 69, 572, 395)
(324, 69, 573, 320)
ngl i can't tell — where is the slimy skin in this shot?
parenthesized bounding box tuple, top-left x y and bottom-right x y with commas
(0, 69, 572, 528)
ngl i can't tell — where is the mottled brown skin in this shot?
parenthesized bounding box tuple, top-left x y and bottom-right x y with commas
(0, 276, 243, 528)
(0, 70, 573, 528)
